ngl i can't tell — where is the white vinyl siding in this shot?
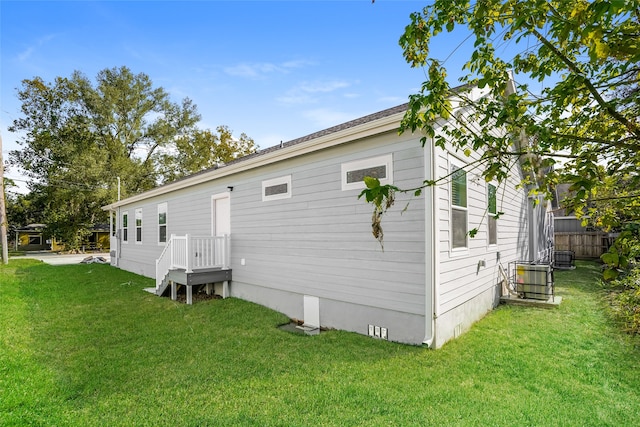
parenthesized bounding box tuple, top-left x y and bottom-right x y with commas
(158, 202, 167, 245)
(437, 140, 529, 320)
(122, 211, 129, 243)
(341, 154, 393, 191)
(135, 208, 143, 244)
(450, 164, 467, 249)
(262, 175, 291, 201)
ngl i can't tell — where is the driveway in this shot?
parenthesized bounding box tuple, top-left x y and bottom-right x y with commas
(16, 252, 111, 266)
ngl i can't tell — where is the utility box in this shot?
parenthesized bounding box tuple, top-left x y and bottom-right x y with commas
(512, 262, 554, 300)
(554, 250, 575, 270)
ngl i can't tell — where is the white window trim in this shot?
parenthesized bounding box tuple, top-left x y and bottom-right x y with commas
(262, 175, 292, 202)
(487, 183, 498, 247)
(157, 202, 167, 246)
(122, 211, 129, 244)
(341, 154, 393, 191)
(135, 208, 143, 244)
(450, 160, 468, 252)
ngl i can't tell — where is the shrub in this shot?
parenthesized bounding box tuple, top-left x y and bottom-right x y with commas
(601, 225, 640, 281)
(604, 265, 640, 334)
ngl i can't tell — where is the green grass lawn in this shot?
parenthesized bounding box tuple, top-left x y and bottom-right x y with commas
(1, 259, 638, 426)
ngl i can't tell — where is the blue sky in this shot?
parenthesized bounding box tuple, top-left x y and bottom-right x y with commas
(1, 0, 471, 190)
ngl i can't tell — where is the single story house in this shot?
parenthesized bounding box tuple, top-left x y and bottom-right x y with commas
(103, 88, 550, 347)
(15, 224, 63, 252)
(14, 223, 110, 252)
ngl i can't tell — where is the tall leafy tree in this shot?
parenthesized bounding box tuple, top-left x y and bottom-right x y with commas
(363, 0, 639, 248)
(157, 125, 257, 183)
(8, 66, 253, 249)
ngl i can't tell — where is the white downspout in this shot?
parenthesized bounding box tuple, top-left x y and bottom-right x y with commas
(423, 138, 439, 348)
(116, 206, 121, 267)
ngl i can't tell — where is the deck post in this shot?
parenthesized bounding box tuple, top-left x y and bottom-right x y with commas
(222, 280, 229, 299)
(171, 280, 177, 301)
(186, 285, 193, 305)
(170, 234, 176, 269)
(225, 234, 231, 269)
(185, 234, 193, 273)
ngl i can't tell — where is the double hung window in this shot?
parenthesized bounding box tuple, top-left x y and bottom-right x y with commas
(451, 164, 468, 249)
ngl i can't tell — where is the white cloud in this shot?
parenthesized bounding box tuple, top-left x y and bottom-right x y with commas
(224, 60, 312, 79)
(276, 79, 351, 105)
(17, 47, 35, 62)
(302, 108, 356, 129)
(297, 80, 349, 93)
(16, 34, 56, 63)
(377, 95, 407, 105)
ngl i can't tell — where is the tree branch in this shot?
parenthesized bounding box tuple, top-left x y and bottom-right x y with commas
(529, 26, 640, 139)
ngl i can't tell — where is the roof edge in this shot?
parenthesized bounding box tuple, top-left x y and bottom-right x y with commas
(103, 103, 409, 210)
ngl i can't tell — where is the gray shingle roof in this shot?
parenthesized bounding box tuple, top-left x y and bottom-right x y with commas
(167, 102, 410, 184)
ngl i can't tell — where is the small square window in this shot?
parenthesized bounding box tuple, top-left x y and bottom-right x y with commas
(262, 175, 292, 201)
(341, 154, 393, 191)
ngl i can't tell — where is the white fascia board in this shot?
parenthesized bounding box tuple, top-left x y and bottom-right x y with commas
(102, 111, 405, 211)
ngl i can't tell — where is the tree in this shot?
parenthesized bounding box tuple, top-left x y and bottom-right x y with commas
(8, 66, 255, 249)
(157, 125, 257, 183)
(363, 0, 639, 252)
(4, 190, 46, 229)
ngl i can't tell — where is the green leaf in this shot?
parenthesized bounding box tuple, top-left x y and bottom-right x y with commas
(364, 176, 380, 189)
(602, 268, 620, 281)
(601, 252, 619, 266)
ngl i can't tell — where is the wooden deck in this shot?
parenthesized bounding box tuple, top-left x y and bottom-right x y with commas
(156, 267, 232, 304)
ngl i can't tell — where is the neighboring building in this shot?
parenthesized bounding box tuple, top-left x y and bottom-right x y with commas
(15, 224, 63, 252)
(14, 223, 110, 252)
(103, 93, 547, 347)
(85, 224, 111, 251)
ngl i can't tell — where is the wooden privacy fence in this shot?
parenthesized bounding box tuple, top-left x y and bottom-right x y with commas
(554, 232, 612, 259)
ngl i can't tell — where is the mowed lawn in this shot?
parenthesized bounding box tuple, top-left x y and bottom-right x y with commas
(1, 259, 639, 426)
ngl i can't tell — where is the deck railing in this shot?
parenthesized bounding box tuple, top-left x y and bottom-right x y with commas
(155, 234, 230, 290)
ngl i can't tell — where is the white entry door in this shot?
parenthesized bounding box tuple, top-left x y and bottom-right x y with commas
(212, 193, 231, 236)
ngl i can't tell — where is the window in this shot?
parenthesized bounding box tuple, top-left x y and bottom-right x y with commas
(28, 235, 42, 245)
(262, 175, 292, 201)
(158, 203, 167, 244)
(135, 208, 142, 243)
(122, 212, 129, 243)
(341, 154, 393, 191)
(451, 164, 468, 249)
(488, 183, 498, 245)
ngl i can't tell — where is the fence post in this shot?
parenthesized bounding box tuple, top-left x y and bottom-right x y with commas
(185, 234, 192, 273)
(225, 234, 230, 269)
(170, 234, 176, 269)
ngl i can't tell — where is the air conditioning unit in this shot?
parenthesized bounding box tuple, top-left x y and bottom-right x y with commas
(514, 263, 553, 300)
(554, 250, 575, 270)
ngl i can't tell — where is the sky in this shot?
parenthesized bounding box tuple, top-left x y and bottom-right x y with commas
(1, 0, 472, 192)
